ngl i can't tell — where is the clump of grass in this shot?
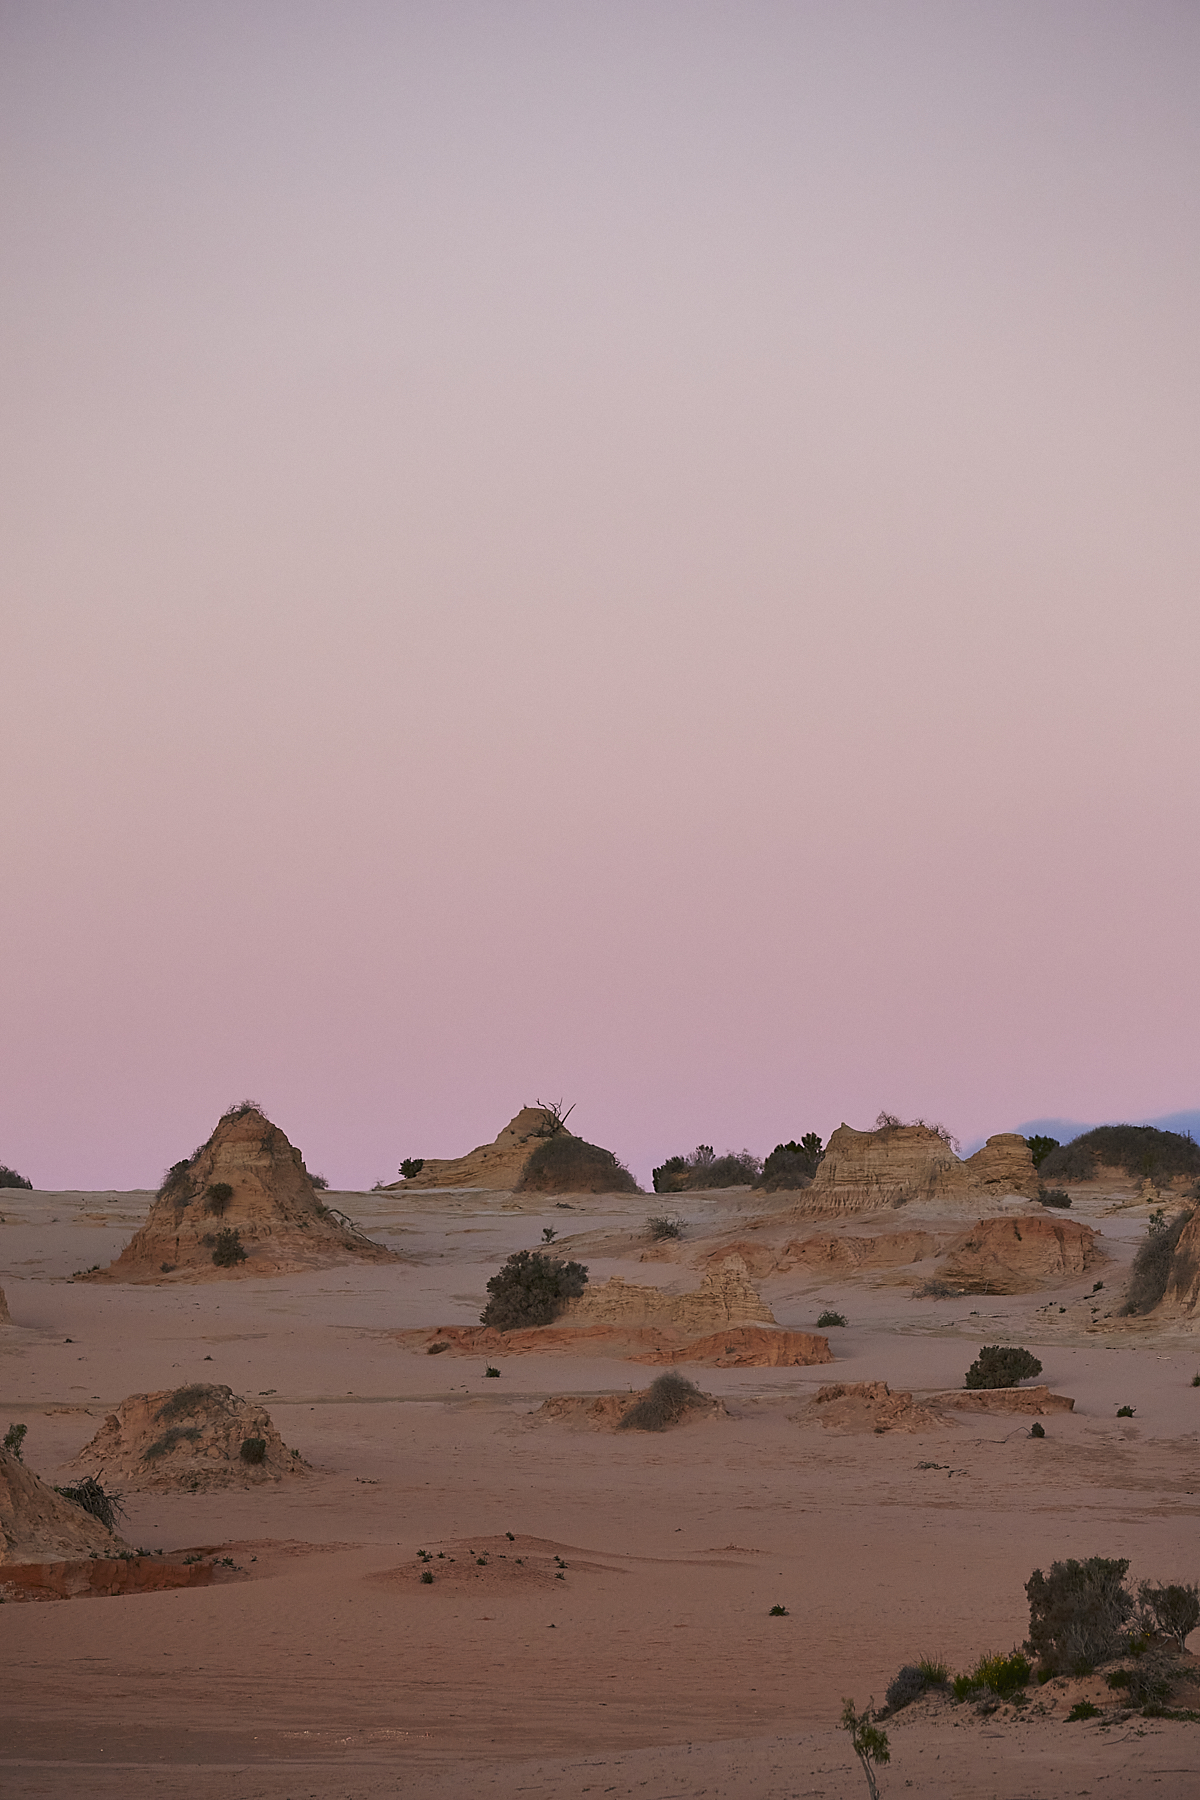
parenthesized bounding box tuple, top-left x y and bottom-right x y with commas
(816, 1309, 848, 1328)
(1030, 1422, 1046, 1439)
(1067, 1700, 1101, 1721)
(912, 1278, 958, 1299)
(1116, 1404, 1135, 1418)
(951, 1649, 1030, 1700)
(769, 1604, 789, 1616)
(420, 1569, 434, 1584)
(484, 1365, 500, 1378)
(1038, 1186, 1071, 1208)
(964, 1345, 1042, 1389)
(647, 1215, 684, 1240)
(618, 1372, 707, 1433)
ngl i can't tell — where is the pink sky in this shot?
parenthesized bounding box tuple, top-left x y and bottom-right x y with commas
(2, 2, 1198, 1191)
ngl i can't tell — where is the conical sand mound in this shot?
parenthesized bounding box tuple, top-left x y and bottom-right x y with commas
(69, 1384, 305, 1491)
(1, 1447, 129, 1562)
(390, 1107, 637, 1193)
(94, 1103, 400, 1281)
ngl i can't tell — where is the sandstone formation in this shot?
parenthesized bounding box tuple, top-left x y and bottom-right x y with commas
(1, 1447, 128, 1563)
(535, 1389, 727, 1430)
(936, 1215, 1103, 1294)
(1159, 1208, 1200, 1317)
(561, 1256, 774, 1331)
(926, 1386, 1074, 1415)
(69, 1383, 305, 1491)
(633, 1326, 833, 1367)
(701, 1231, 938, 1280)
(804, 1381, 940, 1433)
(95, 1104, 398, 1280)
(389, 1107, 575, 1191)
(791, 1123, 1041, 1214)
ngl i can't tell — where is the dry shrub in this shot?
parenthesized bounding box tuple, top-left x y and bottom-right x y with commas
(481, 1249, 589, 1329)
(1121, 1209, 1195, 1315)
(618, 1372, 706, 1432)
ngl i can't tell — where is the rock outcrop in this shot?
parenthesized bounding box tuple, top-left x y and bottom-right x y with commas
(804, 1382, 940, 1433)
(69, 1383, 305, 1491)
(561, 1256, 775, 1331)
(95, 1104, 398, 1280)
(535, 1389, 728, 1431)
(390, 1107, 637, 1193)
(1, 1447, 128, 1562)
(936, 1215, 1103, 1294)
(791, 1123, 1041, 1213)
(926, 1386, 1074, 1415)
(401, 1320, 832, 1365)
(1159, 1209, 1200, 1317)
(633, 1326, 833, 1367)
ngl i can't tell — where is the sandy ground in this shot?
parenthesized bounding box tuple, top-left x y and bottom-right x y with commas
(2, 1180, 1198, 1797)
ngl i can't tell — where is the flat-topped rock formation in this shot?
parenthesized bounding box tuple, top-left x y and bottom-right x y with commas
(389, 1106, 638, 1193)
(561, 1255, 774, 1331)
(69, 1383, 305, 1491)
(93, 1103, 399, 1280)
(926, 1385, 1074, 1415)
(1, 1447, 129, 1563)
(804, 1381, 941, 1433)
(790, 1122, 1040, 1213)
(936, 1214, 1104, 1294)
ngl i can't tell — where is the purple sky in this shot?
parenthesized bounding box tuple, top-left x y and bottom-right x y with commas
(3, 2, 1198, 1192)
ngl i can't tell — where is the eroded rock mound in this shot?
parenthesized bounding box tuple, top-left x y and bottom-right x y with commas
(389, 1107, 575, 1191)
(69, 1384, 305, 1491)
(535, 1387, 727, 1430)
(1159, 1210, 1200, 1317)
(805, 1381, 940, 1433)
(937, 1215, 1103, 1294)
(562, 1255, 774, 1330)
(633, 1325, 833, 1367)
(926, 1385, 1074, 1415)
(794, 1123, 1040, 1213)
(96, 1103, 398, 1280)
(1, 1447, 128, 1562)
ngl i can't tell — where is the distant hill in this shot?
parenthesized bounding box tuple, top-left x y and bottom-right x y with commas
(1014, 1110, 1200, 1147)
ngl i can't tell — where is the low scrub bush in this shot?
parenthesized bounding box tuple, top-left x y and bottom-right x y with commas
(875, 1111, 960, 1151)
(651, 1145, 762, 1193)
(1067, 1700, 1100, 1721)
(1139, 1581, 1200, 1649)
(1027, 1135, 1060, 1169)
(817, 1310, 848, 1328)
(4, 1422, 28, 1461)
(1106, 1658, 1176, 1706)
(952, 1650, 1031, 1700)
(965, 1345, 1042, 1389)
(885, 1665, 933, 1712)
(1121, 1208, 1195, 1315)
(239, 1437, 267, 1464)
(211, 1227, 248, 1268)
(1040, 1124, 1200, 1185)
(618, 1372, 706, 1432)
(205, 1182, 233, 1217)
(647, 1215, 683, 1240)
(1038, 1186, 1071, 1208)
(400, 1157, 424, 1179)
(55, 1476, 123, 1531)
(480, 1249, 588, 1329)
(1025, 1556, 1134, 1674)
(155, 1385, 219, 1424)
(515, 1136, 641, 1195)
(913, 1278, 958, 1299)
(760, 1134, 823, 1190)
(143, 1426, 202, 1462)
(0, 1163, 32, 1189)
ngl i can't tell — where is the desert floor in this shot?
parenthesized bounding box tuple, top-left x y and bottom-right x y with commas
(1, 1181, 1198, 1798)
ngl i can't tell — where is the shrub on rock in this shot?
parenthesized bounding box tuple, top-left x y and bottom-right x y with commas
(481, 1249, 588, 1329)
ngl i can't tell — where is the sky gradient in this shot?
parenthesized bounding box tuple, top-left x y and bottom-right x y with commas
(3, 1, 1198, 1191)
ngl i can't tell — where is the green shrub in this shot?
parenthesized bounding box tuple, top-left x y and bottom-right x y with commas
(239, 1437, 267, 1464)
(840, 1699, 889, 1800)
(1067, 1700, 1101, 1721)
(1121, 1208, 1195, 1315)
(885, 1665, 931, 1712)
(1116, 1405, 1135, 1417)
(205, 1182, 233, 1217)
(769, 1604, 788, 1616)
(480, 1249, 588, 1329)
(515, 1136, 640, 1195)
(1025, 1556, 1134, 1674)
(400, 1158, 424, 1179)
(1040, 1125, 1200, 1185)
(1139, 1582, 1200, 1649)
(964, 1650, 1031, 1697)
(55, 1476, 123, 1531)
(618, 1372, 706, 1432)
(212, 1227, 248, 1268)
(647, 1215, 684, 1240)
(817, 1310, 848, 1328)
(0, 1164, 32, 1189)
(4, 1422, 27, 1461)
(760, 1135, 823, 1190)
(651, 1145, 762, 1193)
(965, 1346, 1043, 1389)
(1030, 1422, 1045, 1438)
(310, 1173, 329, 1190)
(420, 1568, 434, 1583)
(1038, 1187, 1071, 1208)
(1027, 1135, 1060, 1169)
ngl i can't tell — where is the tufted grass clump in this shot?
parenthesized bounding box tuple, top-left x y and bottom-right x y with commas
(951, 1649, 1030, 1701)
(816, 1309, 848, 1328)
(647, 1215, 684, 1240)
(618, 1372, 706, 1433)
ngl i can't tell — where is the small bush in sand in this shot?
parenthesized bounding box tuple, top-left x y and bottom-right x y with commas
(964, 1346, 1042, 1389)
(840, 1699, 889, 1800)
(516, 1136, 641, 1195)
(54, 1476, 124, 1532)
(155, 1385, 220, 1423)
(884, 1665, 929, 1712)
(769, 1604, 788, 1616)
(1038, 1186, 1071, 1208)
(1120, 1207, 1195, 1316)
(0, 1163, 32, 1189)
(1030, 1422, 1046, 1438)
(912, 1278, 958, 1299)
(651, 1145, 762, 1194)
(817, 1310, 848, 1328)
(239, 1437, 267, 1464)
(1025, 1556, 1134, 1675)
(1067, 1700, 1100, 1721)
(647, 1215, 683, 1240)
(211, 1227, 248, 1268)
(1137, 1582, 1200, 1650)
(1116, 1405, 1135, 1418)
(205, 1182, 233, 1217)
(400, 1158, 424, 1179)
(480, 1249, 588, 1329)
(4, 1422, 27, 1460)
(617, 1372, 706, 1433)
(420, 1569, 434, 1584)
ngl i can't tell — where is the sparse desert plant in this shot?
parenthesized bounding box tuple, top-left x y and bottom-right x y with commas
(875, 1111, 960, 1152)
(4, 1422, 27, 1461)
(1116, 1405, 1135, 1417)
(533, 1099, 576, 1137)
(1038, 1186, 1071, 1208)
(840, 1698, 889, 1800)
(54, 1476, 123, 1532)
(1027, 1135, 1060, 1169)
(480, 1249, 588, 1329)
(952, 1650, 1030, 1700)
(913, 1278, 958, 1299)
(420, 1569, 434, 1583)
(1030, 1422, 1045, 1438)
(239, 1437, 267, 1464)
(515, 1135, 640, 1195)
(769, 1604, 789, 1616)
(1067, 1700, 1101, 1721)
(1192, 1373, 1200, 1388)
(651, 1145, 762, 1194)
(484, 1365, 500, 1378)
(816, 1310, 848, 1328)
(310, 1173, 329, 1190)
(647, 1214, 684, 1240)
(541, 1226, 557, 1242)
(205, 1181, 234, 1217)
(211, 1227, 248, 1268)
(0, 1163, 32, 1189)
(1120, 1207, 1195, 1316)
(400, 1158, 425, 1179)
(1025, 1556, 1134, 1675)
(885, 1664, 930, 1712)
(1138, 1582, 1200, 1648)
(964, 1345, 1042, 1390)
(618, 1372, 706, 1433)
(155, 1385, 218, 1423)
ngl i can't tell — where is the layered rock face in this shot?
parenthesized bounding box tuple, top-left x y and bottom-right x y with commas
(1160, 1209, 1200, 1315)
(796, 1123, 1040, 1212)
(70, 1384, 304, 1491)
(390, 1108, 574, 1191)
(937, 1215, 1103, 1294)
(1, 1447, 128, 1563)
(97, 1105, 398, 1280)
(561, 1255, 775, 1331)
